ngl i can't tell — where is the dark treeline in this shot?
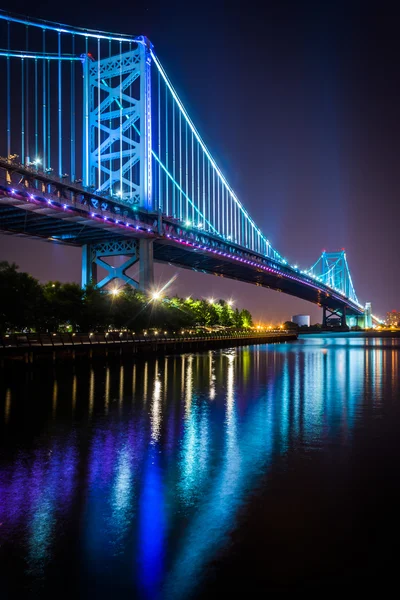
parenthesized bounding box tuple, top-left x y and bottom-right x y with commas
(0, 262, 253, 333)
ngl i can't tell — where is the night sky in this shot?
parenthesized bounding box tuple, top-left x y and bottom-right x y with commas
(0, 0, 398, 323)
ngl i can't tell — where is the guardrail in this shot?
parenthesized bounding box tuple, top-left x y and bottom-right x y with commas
(0, 330, 291, 349)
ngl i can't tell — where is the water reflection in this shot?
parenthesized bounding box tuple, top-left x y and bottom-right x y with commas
(0, 336, 399, 598)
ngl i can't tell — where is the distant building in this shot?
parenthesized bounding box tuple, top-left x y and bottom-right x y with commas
(292, 314, 310, 327)
(386, 311, 400, 327)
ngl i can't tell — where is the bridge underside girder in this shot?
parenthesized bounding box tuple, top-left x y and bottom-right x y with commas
(0, 190, 363, 317)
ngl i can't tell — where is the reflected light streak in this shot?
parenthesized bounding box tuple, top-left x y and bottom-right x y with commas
(89, 369, 94, 418)
(52, 380, 58, 420)
(119, 365, 124, 412)
(5, 388, 11, 424)
(151, 365, 162, 444)
(105, 367, 110, 414)
(72, 375, 77, 415)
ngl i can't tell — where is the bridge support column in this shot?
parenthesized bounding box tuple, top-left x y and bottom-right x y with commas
(322, 306, 348, 330)
(364, 302, 372, 329)
(139, 238, 154, 293)
(82, 244, 97, 288)
(81, 240, 140, 290)
(81, 238, 155, 293)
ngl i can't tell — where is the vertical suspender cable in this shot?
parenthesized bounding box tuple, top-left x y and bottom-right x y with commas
(227, 193, 230, 237)
(221, 185, 225, 237)
(119, 40, 122, 196)
(47, 58, 51, 169)
(165, 86, 169, 214)
(6, 21, 10, 157)
(207, 161, 210, 231)
(129, 42, 133, 200)
(212, 168, 215, 232)
(158, 69, 161, 211)
(34, 58, 38, 161)
(191, 131, 194, 222)
(196, 141, 200, 222)
(97, 37, 101, 191)
(179, 110, 182, 220)
(21, 57, 25, 165)
(217, 178, 220, 233)
(108, 39, 112, 195)
(202, 151, 205, 227)
(25, 26, 29, 163)
(234, 200, 237, 243)
(185, 121, 188, 220)
(70, 35, 75, 182)
(42, 30, 46, 170)
(172, 100, 175, 216)
(58, 32, 62, 177)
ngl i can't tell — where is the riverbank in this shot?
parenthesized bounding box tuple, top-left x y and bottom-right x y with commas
(0, 331, 297, 364)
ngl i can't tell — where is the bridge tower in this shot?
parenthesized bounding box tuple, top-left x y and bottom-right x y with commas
(81, 39, 155, 292)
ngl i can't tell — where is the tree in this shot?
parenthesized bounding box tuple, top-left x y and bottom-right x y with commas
(0, 261, 43, 333)
(239, 308, 253, 328)
(81, 284, 110, 331)
(42, 281, 84, 331)
(283, 320, 299, 331)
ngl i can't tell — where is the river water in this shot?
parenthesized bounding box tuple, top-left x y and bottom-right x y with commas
(1, 335, 400, 597)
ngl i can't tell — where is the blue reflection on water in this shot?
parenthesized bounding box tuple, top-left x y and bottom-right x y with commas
(0, 336, 399, 598)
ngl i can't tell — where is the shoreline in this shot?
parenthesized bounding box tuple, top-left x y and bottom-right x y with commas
(0, 332, 297, 364)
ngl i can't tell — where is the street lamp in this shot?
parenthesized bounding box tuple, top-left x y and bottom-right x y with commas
(110, 288, 120, 296)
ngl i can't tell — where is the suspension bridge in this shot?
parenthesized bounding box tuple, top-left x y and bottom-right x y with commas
(0, 11, 377, 328)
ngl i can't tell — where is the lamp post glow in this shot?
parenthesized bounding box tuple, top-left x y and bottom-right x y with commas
(110, 288, 120, 296)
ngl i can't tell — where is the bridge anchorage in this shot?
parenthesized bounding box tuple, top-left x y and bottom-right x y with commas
(0, 11, 379, 325)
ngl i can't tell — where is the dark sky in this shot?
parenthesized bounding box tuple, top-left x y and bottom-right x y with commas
(0, 0, 398, 323)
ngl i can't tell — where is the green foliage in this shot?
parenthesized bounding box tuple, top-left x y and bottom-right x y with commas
(0, 262, 255, 333)
(0, 261, 43, 333)
(283, 320, 299, 331)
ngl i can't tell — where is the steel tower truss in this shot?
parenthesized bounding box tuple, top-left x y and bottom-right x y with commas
(308, 250, 358, 304)
(82, 41, 152, 210)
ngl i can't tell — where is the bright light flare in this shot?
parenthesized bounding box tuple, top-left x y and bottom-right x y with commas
(110, 288, 120, 296)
